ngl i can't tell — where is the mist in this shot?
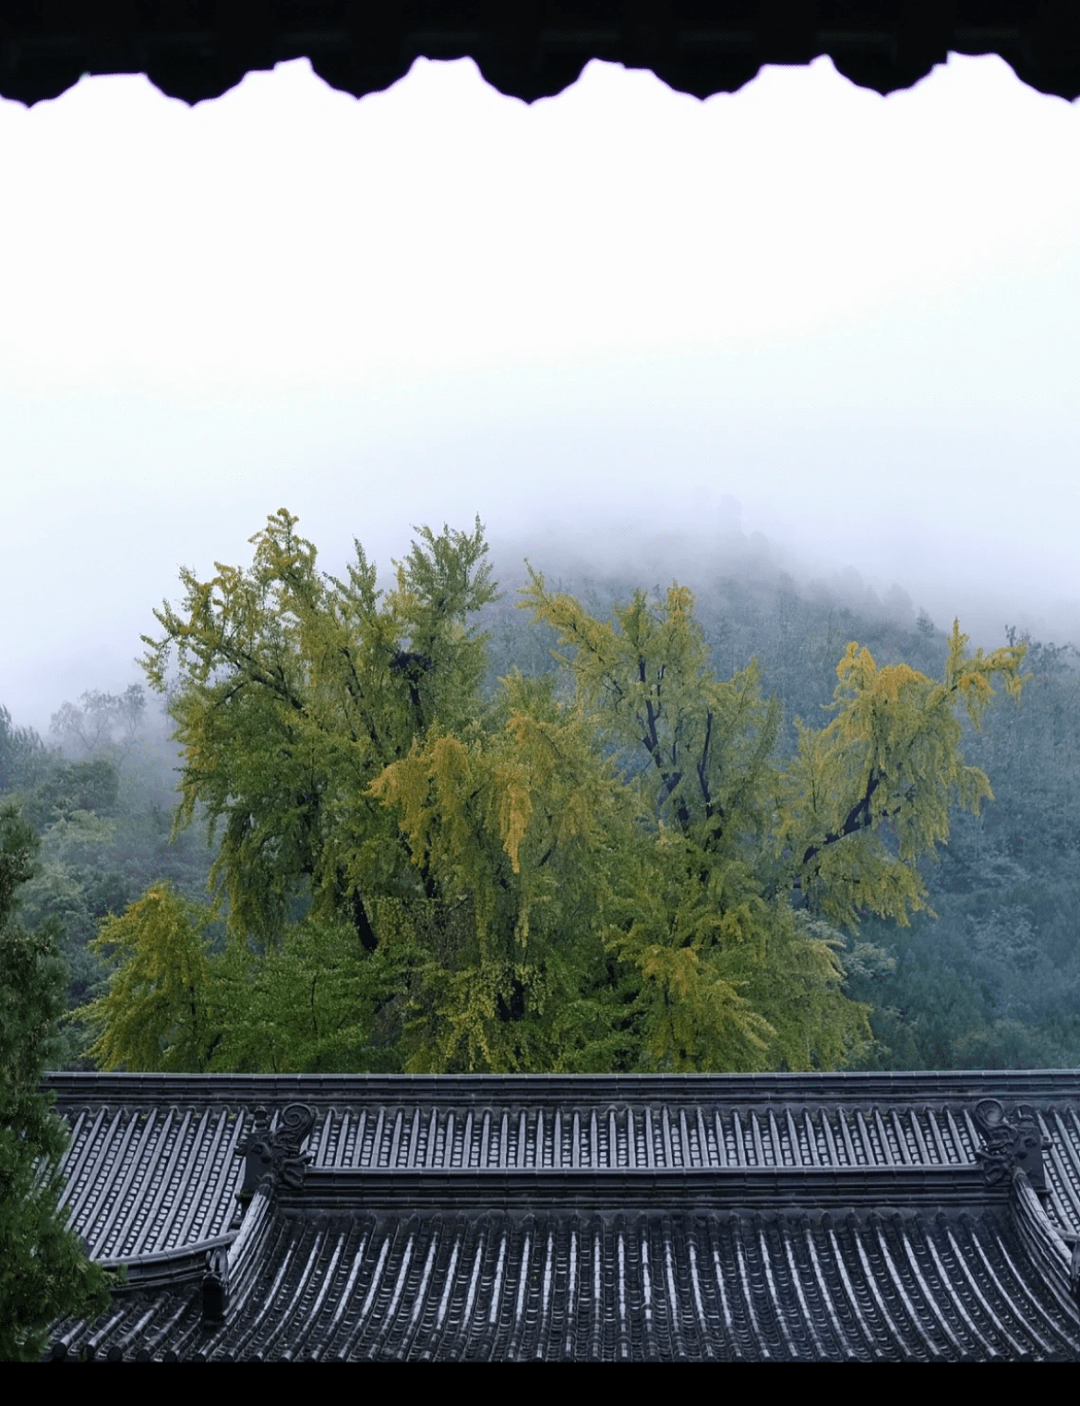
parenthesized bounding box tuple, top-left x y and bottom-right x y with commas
(3, 50, 1079, 735)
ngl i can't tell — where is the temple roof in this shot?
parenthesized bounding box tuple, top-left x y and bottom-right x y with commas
(44, 1070, 1080, 1361)
(3, 3, 1080, 107)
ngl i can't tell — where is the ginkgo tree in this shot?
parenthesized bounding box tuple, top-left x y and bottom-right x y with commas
(78, 511, 1026, 1075)
(368, 671, 635, 1072)
(140, 508, 496, 954)
(781, 633, 1022, 930)
(520, 572, 1025, 1070)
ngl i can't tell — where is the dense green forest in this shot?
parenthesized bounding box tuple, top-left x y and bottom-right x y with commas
(3, 511, 1076, 1073)
(0, 805, 111, 1357)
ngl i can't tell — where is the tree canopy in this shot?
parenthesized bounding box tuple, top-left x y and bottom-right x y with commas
(0, 805, 111, 1360)
(78, 511, 1026, 1075)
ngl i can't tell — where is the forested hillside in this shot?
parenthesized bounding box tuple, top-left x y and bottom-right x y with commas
(0, 694, 216, 1061)
(849, 634, 1080, 1069)
(2, 512, 1074, 1073)
(490, 551, 1080, 1071)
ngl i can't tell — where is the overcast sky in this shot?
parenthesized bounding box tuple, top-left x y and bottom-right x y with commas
(2, 51, 1079, 733)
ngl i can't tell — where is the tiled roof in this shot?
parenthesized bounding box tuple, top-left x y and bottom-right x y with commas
(51, 1206, 1080, 1362)
(44, 1071, 1080, 1361)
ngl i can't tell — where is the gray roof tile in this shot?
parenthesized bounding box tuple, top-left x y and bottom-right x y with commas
(43, 1071, 1080, 1360)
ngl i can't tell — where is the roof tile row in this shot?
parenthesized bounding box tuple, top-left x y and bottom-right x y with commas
(50, 1206, 1079, 1362)
(56, 1091, 1080, 1261)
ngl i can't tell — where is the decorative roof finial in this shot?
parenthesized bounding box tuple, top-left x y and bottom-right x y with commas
(235, 1103, 316, 1197)
(972, 1098, 1051, 1196)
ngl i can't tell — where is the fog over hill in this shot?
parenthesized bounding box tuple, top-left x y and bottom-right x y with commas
(4, 52, 1080, 733)
(7, 497, 1079, 742)
(488, 501, 1075, 650)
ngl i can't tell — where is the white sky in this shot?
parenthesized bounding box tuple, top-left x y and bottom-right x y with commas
(2, 51, 1079, 732)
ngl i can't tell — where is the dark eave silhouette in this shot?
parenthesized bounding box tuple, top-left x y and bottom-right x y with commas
(3, 2, 1080, 107)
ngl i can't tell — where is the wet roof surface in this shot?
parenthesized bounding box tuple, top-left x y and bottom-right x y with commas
(50, 1206, 1080, 1362)
(45, 1070, 1080, 1361)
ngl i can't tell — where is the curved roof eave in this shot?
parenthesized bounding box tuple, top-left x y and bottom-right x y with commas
(2, 5, 1080, 108)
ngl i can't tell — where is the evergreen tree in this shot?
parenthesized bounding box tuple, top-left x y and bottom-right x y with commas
(0, 706, 49, 795)
(0, 804, 110, 1360)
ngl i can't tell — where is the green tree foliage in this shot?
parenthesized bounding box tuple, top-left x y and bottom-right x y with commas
(19, 757, 121, 833)
(0, 805, 110, 1360)
(140, 509, 496, 955)
(1, 684, 216, 1019)
(781, 626, 1025, 930)
(81, 884, 218, 1072)
(80, 885, 410, 1074)
(209, 916, 410, 1073)
(81, 512, 1026, 1075)
(520, 575, 1025, 1070)
(370, 672, 634, 1071)
(0, 706, 49, 794)
(846, 632, 1080, 1070)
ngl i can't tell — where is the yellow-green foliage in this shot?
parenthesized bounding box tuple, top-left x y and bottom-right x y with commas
(81, 884, 215, 1072)
(782, 623, 1027, 930)
(83, 514, 1026, 1076)
(523, 577, 1025, 1071)
(370, 673, 632, 1071)
(140, 510, 495, 951)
